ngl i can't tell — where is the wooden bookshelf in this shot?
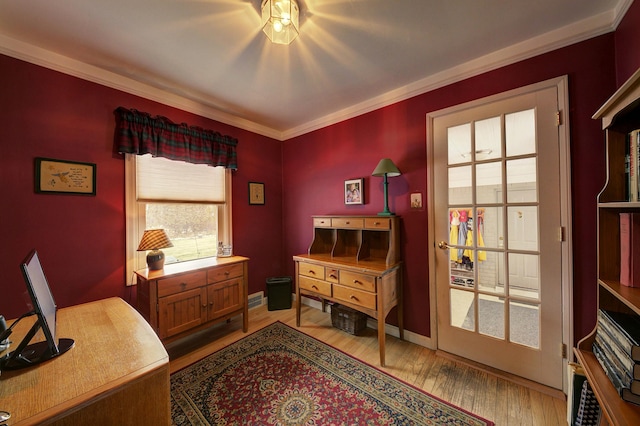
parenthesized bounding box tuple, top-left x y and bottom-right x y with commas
(575, 68, 640, 425)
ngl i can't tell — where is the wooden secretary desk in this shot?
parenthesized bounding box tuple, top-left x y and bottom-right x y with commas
(293, 215, 403, 366)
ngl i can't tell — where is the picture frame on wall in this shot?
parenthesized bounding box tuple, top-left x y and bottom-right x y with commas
(248, 182, 265, 205)
(344, 178, 364, 205)
(35, 157, 97, 196)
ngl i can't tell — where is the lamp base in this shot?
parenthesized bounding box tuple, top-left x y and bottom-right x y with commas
(146, 250, 165, 270)
(377, 211, 396, 216)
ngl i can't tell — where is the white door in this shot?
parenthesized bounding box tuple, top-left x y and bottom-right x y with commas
(428, 79, 569, 389)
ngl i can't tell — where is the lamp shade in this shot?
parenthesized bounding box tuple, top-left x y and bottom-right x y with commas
(371, 158, 401, 177)
(137, 229, 173, 270)
(137, 229, 173, 251)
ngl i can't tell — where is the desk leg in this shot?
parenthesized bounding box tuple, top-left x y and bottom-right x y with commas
(378, 315, 386, 367)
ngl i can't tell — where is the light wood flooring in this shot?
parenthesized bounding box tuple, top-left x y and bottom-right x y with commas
(168, 304, 568, 426)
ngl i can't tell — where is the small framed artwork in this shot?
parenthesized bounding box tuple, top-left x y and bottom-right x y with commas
(35, 157, 97, 195)
(411, 192, 423, 209)
(248, 182, 265, 205)
(344, 178, 364, 205)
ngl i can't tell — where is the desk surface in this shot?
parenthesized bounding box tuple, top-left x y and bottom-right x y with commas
(0, 297, 169, 425)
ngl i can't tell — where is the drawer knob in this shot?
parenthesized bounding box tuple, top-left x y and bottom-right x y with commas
(312, 285, 319, 290)
(180, 282, 187, 288)
(374, 221, 380, 225)
(345, 221, 350, 224)
(353, 280, 362, 285)
(224, 271, 230, 275)
(350, 295, 359, 301)
(329, 274, 337, 279)
(308, 270, 316, 275)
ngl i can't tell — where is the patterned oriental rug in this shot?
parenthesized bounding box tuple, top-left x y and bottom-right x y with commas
(171, 322, 494, 425)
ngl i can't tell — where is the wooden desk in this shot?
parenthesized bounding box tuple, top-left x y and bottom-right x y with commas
(0, 297, 170, 425)
(293, 216, 403, 367)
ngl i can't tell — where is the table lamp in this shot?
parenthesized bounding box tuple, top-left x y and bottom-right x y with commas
(137, 229, 173, 270)
(371, 158, 402, 216)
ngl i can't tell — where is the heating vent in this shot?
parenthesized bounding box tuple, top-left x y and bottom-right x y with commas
(248, 291, 264, 310)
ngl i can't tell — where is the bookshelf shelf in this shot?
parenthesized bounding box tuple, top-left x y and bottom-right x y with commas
(575, 68, 640, 425)
(574, 348, 640, 425)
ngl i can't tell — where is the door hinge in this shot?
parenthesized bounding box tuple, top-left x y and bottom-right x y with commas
(562, 343, 568, 359)
(556, 110, 562, 126)
(558, 226, 565, 242)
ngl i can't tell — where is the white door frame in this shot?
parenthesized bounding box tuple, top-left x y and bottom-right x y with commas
(426, 75, 573, 393)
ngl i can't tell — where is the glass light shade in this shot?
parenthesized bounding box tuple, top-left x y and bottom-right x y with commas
(371, 158, 401, 177)
(261, 0, 299, 45)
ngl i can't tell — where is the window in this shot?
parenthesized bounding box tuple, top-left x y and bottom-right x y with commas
(125, 154, 232, 284)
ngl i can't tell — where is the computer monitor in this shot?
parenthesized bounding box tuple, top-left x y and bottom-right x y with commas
(0, 250, 74, 371)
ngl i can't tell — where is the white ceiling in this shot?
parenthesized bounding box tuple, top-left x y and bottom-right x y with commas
(0, 0, 631, 140)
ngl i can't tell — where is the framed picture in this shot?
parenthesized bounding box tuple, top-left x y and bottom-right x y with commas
(248, 182, 265, 205)
(35, 157, 97, 195)
(344, 178, 364, 205)
(411, 192, 423, 209)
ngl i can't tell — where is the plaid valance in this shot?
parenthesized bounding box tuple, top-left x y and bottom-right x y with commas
(114, 107, 238, 170)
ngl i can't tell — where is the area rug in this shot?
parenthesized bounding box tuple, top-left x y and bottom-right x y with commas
(171, 321, 494, 425)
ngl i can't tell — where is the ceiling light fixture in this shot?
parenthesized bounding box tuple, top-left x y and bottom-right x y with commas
(261, 0, 299, 45)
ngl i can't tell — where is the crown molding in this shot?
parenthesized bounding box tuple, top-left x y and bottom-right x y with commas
(0, 33, 283, 141)
(282, 8, 621, 140)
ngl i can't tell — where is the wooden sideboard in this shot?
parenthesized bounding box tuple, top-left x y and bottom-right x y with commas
(135, 256, 249, 341)
(293, 215, 403, 366)
(0, 297, 169, 425)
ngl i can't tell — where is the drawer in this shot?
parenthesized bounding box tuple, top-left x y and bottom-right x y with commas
(331, 217, 364, 229)
(298, 262, 325, 280)
(313, 217, 332, 228)
(365, 217, 391, 230)
(157, 271, 206, 297)
(339, 270, 376, 292)
(325, 267, 340, 283)
(207, 263, 244, 284)
(298, 276, 332, 297)
(333, 284, 376, 310)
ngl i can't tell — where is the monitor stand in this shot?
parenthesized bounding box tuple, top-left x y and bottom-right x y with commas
(0, 319, 74, 371)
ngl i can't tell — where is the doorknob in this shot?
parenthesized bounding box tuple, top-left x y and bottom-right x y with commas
(437, 241, 449, 250)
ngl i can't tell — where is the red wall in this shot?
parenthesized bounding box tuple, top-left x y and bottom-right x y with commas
(0, 54, 284, 319)
(283, 34, 616, 339)
(615, 0, 640, 85)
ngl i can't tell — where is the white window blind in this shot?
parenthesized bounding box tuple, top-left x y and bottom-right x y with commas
(136, 154, 225, 203)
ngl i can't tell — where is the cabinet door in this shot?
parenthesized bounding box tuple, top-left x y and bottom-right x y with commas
(207, 278, 244, 320)
(158, 287, 207, 339)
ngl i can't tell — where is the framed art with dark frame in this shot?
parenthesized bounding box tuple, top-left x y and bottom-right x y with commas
(35, 157, 97, 196)
(344, 178, 364, 205)
(248, 182, 265, 205)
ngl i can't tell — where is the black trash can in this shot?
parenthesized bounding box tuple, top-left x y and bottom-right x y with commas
(267, 276, 292, 311)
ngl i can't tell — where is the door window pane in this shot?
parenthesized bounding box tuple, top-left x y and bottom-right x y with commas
(507, 206, 538, 251)
(506, 158, 537, 203)
(476, 207, 503, 249)
(508, 253, 540, 300)
(448, 123, 471, 165)
(510, 300, 540, 348)
(478, 251, 505, 295)
(478, 294, 505, 340)
(451, 288, 474, 331)
(475, 116, 501, 161)
(476, 161, 502, 204)
(449, 166, 472, 204)
(506, 109, 535, 157)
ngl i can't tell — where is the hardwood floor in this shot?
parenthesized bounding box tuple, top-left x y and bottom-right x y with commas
(168, 304, 568, 426)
